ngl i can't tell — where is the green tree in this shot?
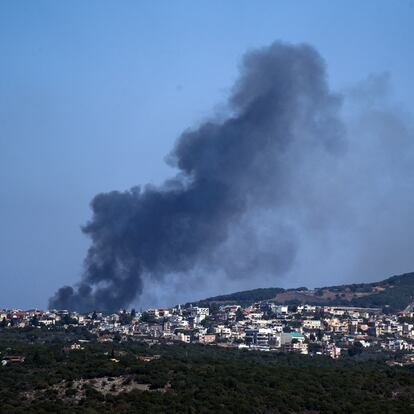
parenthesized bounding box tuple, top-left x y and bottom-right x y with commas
(235, 308, 245, 321)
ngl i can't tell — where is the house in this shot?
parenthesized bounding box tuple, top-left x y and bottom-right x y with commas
(199, 334, 216, 344)
(137, 355, 161, 362)
(303, 320, 322, 330)
(1, 355, 25, 365)
(245, 328, 280, 347)
(191, 307, 210, 317)
(63, 343, 83, 353)
(176, 332, 191, 343)
(280, 332, 305, 345)
(274, 305, 289, 316)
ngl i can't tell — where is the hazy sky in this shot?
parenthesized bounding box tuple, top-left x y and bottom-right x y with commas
(1, 1, 414, 309)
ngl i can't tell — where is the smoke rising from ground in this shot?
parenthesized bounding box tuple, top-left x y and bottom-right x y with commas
(49, 42, 414, 312)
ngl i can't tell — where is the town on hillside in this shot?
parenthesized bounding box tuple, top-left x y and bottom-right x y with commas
(2, 300, 414, 366)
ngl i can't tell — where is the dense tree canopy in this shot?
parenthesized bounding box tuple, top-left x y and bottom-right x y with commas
(0, 329, 414, 413)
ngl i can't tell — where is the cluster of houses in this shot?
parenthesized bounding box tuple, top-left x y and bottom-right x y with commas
(2, 301, 414, 360)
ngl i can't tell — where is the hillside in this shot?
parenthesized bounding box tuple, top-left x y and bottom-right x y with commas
(2, 333, 414, 413)
(193, 272, 414, 312)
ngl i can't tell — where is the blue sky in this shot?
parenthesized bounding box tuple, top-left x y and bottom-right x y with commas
(1, 1, 414, 309)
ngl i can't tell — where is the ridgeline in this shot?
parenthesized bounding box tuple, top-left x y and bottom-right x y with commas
(192, 272, 414, 312)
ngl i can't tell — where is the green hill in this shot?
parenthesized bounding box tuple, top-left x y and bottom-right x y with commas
(193, 272, 414, 312)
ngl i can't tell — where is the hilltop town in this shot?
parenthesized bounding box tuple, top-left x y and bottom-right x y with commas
(3, 277, 414, 412)
(4, 272, 414, 365)
(3, 299, 414, 365)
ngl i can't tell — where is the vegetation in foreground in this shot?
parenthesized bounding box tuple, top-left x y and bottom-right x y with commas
(0, 329, 414, 413)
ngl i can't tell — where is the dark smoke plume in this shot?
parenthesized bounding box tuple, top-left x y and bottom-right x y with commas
(49, 42, 345, 312)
